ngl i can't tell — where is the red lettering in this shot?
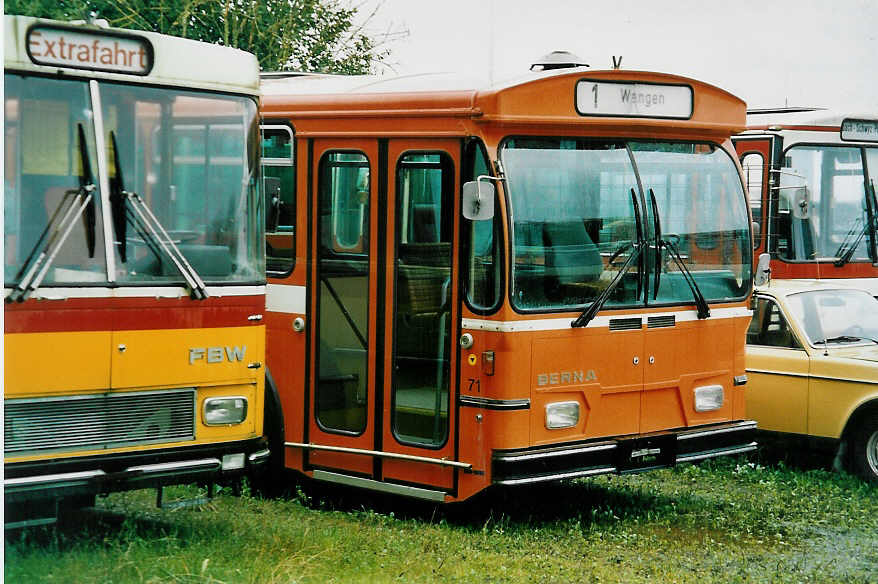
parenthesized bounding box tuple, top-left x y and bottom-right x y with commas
(28, 31, 43, 57)
(77, 44, 91, 63)
(58, 37, 67, 59)
(91, 40, 100, 63)
(138, 47, 147, 69)
(114, 42, 128, 66)
(100, 46, 113, 65)
(43, 39, 57, 58)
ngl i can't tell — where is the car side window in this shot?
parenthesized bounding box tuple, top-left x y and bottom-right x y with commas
(747, 297, 801, 349)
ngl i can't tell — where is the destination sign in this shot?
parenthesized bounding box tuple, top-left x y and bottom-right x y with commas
(575, 80, 693, 119)
(27, 26, 152, 75)
(840, 119, 878, 142)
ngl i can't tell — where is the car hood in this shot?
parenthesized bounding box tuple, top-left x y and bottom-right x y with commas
(823, 344, 878, 363)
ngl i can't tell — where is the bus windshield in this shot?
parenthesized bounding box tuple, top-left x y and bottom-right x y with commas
(779, 145, 878, 264)
(502, 138, 751, 311)
(4, 73, 263, 289)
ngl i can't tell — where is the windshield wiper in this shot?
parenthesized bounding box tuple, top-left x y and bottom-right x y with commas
(109, 131, 208, 300)
(8, 124, 97, 302)
(649, 188, 710, 319)
(837, 180, 878, 267)
(572, 189, 643, 328)
(833, 216, 870, 267)
(816, 335, 878, 345)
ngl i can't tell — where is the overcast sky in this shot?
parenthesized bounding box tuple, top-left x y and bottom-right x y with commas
(362, 0, 878, 114)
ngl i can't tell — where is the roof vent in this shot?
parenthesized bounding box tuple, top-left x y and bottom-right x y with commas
(530, 51, 588, 71)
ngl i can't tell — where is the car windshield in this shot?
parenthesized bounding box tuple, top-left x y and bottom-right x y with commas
(785, 288, 878, 346)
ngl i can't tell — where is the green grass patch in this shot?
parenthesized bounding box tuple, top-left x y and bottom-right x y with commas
(6, 458, 877, 583)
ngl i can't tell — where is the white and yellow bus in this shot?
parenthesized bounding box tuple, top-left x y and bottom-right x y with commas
(4, 15, 268, 527)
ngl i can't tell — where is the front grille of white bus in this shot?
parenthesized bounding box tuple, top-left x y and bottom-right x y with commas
(4, 389, 196, 455)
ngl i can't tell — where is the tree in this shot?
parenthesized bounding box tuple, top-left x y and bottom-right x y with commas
(4, 0, 402, 73)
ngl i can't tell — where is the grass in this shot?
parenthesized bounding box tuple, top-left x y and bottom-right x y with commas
(5, 458, 877, 583)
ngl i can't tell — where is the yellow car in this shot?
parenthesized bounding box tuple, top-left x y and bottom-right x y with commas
(746, 280, 878, 482)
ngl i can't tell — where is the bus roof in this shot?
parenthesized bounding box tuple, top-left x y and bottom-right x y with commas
(4, 14, 259, 96)
(745, 108, 877, 130)
(261, 68, 746, 139)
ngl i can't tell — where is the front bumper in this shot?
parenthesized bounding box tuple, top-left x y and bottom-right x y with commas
(492, 420, 757, 485)
(3, 437, 270, 504)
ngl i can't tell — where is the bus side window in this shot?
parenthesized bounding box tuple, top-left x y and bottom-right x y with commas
(463, 140, 501, 312)
(262, 124, 295, 275)
(741, 152, 764, 249)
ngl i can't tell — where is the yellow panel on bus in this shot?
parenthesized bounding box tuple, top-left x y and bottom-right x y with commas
(110, 325, 265, 390)
(4, 331, 111, 397)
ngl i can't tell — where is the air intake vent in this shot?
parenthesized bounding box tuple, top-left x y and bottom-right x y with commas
(648, 315, 676, 328)
(5, 389, 195, 455)
(609, 317, 642, 331)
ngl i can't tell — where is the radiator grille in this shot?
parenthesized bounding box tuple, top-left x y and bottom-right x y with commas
(5, 389, 195, 455)
(609, 317, 642, 331)
(648, 315, 676, 328)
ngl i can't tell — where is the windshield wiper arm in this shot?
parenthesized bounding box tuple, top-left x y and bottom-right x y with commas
(816, 335, 878, 345)
(572, 189, 644, 328)
(834, 216, 869, 267)
(647, 189, 709, 319)
(571, 244, 641, 328)
(662, 238, 710, 319)
(8, 124, 96, 303)
(109, 131, 208, 300)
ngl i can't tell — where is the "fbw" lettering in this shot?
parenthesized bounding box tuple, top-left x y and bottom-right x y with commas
(189, 346, 247, 365)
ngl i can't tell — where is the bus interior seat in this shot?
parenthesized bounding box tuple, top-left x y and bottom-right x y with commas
(396, 242, 451, 359)
(411, 205, 438, 243)
(542, 221, 602, 284)
(43, 185, 98, 275)
(131, 244, 232, 278)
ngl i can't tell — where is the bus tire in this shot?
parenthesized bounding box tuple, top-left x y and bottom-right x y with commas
(251, 369, 288, 498)
(850, 411, 878, 482)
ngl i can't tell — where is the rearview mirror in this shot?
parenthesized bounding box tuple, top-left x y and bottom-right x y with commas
(462, 179, 495, 221)
(754, 252, 771, 286)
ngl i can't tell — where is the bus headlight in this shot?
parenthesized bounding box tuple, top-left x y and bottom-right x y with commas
(203, 397, 248, 425)
(694, 385, 724, 412)
(545, 401, 580, 429)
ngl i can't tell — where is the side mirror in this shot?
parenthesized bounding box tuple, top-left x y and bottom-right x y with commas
(751, 220, 761, 250)
(462, 179, 495, 221)
(264, 176, 281, 232)
(754, 252, 771, 286)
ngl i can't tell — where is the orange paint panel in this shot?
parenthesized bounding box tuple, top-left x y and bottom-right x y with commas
(309, 450, 373, 476)
(382, 459, 453, 490)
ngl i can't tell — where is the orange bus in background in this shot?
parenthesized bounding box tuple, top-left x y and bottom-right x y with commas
(4, 15, 268, 527)
(259, 64, 756, 502)
(734, 109, 878, 297)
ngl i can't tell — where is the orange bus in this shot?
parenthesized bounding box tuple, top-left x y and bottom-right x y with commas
(4, 15, 267, 527)
(260, 65, 756, 502)
(734, 109, 878, 296)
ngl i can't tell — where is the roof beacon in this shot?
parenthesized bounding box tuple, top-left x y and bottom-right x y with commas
(530, 50, 588, 71)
